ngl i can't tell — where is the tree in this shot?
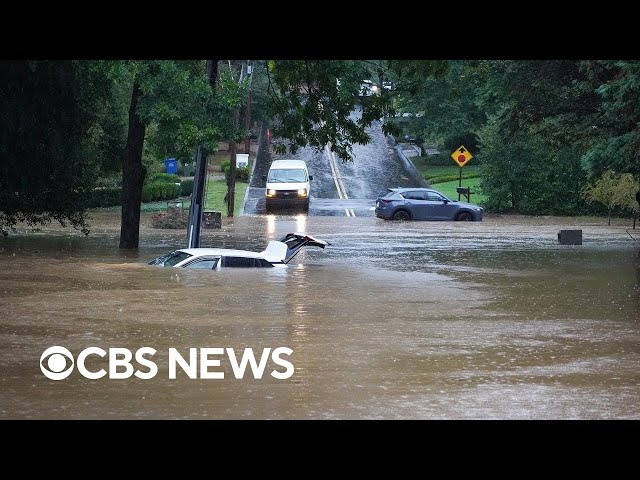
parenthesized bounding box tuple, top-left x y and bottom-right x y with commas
(581, 61, 640, 177)
(582, 171, 638, 225)
(0, 61, 113, 235)
(393, 60, 487, 150)
(263, 60, 447, 161)
(116, 60, 218, 248)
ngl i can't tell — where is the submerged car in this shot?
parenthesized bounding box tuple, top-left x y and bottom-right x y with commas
(148, 233, 330, 270)
(375, 188, 484, 221)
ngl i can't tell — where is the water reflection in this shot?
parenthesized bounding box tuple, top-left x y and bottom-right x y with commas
(0, 215, 638, 419)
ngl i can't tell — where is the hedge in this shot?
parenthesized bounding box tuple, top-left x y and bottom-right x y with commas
(427, 172, 480, 184)
(181, 178, 194, 196)
(142, 181, 181, 202)
(86, 187, 122, 208)
(146, 173, 181, 184)
(223, 166, 250, 182)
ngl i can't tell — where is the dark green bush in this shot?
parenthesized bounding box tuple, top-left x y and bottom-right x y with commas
(86, 187, 122, 208)
(181, 178, 194, 196)
(236, 166, 250, 182)
(224, 166, 250, 183)
(220, 159, 230, 174)
(146, 173, 181, 184)
(94, 174, 122, 189)
(142, 181, 181, 202)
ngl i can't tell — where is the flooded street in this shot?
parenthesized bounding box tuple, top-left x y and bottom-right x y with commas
(1, 213, 638, 419)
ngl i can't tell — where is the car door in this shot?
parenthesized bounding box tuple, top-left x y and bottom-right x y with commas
(423, 191, 451, 220)
(401, 190, 429, 220)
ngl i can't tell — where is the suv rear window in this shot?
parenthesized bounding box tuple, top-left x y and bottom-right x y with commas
(383, 190, 403, 199)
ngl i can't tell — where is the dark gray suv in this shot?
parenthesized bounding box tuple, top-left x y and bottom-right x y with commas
(375, 188, 483, 221)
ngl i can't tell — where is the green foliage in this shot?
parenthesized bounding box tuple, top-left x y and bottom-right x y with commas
(265, 60, 447, 161)
(223, 166, 250, 182)
(427, 172, 480, 185)
(220, 159, 230, 173)
(478, 121, 591, 215)
(180, 179, 194, 196)
(235, 166, 250, 182)
(142, 181, 181, 203)
(146, 173, 181, 184)
(394, 61, 486, 149)
(422, 153, 458, 166)
(582, 171, 640, 224)
(86, 187, 122, 208)
(95, 174, 122, 189)
(0, 60, 116, 234)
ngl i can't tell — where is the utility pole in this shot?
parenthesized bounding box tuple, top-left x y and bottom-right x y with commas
(245, 61, 253, 154)
(226, 62, 245, 218)
(186, 60, 218, 248)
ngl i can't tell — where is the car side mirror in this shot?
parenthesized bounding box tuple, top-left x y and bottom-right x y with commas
(262, 175, 267, 181)
(443, 199, 449, 204)
(309, 175, 314, 181)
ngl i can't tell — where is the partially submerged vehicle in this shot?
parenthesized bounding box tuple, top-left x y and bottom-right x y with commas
(148, 233, 330, 270)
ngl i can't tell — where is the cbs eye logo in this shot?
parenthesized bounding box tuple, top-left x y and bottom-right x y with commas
(40, 346, 75, 380)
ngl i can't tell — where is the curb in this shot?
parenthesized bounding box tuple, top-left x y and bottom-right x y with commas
(240, 125, 265, 215)
(394, 144, 429, 188)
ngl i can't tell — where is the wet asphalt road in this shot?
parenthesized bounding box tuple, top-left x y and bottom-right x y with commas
(244, 117, 424, 217)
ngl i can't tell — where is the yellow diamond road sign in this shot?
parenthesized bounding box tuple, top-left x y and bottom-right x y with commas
(451, 145, 473, 167)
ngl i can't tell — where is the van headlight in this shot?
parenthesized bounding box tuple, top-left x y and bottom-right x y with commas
(297, 189, 308, 197)
(266, 189, 276, 198)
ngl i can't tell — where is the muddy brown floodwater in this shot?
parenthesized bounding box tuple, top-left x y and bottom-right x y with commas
(1, 212, 638, 419)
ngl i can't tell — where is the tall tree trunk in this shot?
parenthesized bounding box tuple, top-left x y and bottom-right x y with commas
(607, 206, 612, 226)
(119, 80, 146, 249)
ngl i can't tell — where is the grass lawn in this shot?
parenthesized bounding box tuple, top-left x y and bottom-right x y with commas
(431, 177, 487, 205)
(205, 179, 247, 216)
(93, 179, 248, 217)
(410, 157, 480, 179)
(143, 178, 248, 217)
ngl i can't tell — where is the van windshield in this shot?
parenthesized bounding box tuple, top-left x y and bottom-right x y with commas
(267, 168, 307, 183)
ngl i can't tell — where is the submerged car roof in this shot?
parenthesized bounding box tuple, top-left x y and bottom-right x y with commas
(270, 159, 307, 169)
(177, 248, 273, 259)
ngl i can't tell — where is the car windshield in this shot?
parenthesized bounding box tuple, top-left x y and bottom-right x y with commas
(148, 251, 192, 267)
(268, 168, 307, 183)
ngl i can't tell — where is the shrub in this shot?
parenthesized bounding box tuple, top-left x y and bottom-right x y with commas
(427, 172, 480, 184)
(142, 181, 181, 203)
(146, 173, 181, 184)
(181, 178, 194, 196)
(86, 187, 122, 208)
(220, 159, 230, 174)
(236, 166, 250, 182)
(224, 166, 250, 183)
(94, 174, 122, 189)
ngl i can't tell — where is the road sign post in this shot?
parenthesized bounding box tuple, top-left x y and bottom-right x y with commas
(451, 145, 474, 201)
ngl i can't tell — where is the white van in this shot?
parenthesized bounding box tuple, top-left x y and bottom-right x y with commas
(263, 159, 313, 212)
